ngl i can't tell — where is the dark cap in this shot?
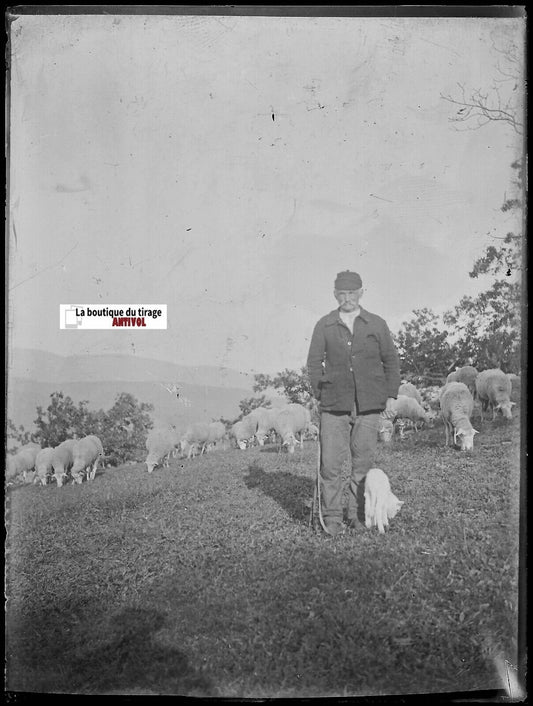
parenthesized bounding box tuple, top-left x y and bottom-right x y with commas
(334, 271, 363, 290)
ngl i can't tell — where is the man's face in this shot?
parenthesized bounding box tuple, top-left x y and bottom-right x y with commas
(334, 288, 363, 312)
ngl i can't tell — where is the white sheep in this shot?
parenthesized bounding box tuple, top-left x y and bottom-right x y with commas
(51, 439, 78, 487)
(204, 421, 226, 453)
(180, 421, 222, 459)
(378, 417, 394, 443)
(231, 415, 258, 450)
(146, 427, 181, 472)
(6, 442, 41, 483)
(388, 395, 428, 433)
(305, 422, 320, 441)
(397, 382, 423, 406)
(507, 373, 521, 404)
(272, 403, 311, 454)
(186, 441, 201, 459)
(70, 435, 104, 483)
(364, 468, 404, 534)
(34, 447, 55, 486)
(475, 368, 515, 421)
(419, 385, 442, 411)
(439, 381, 478, 451)
(249, 407, 278, 446)
(452, 366, 479, 398)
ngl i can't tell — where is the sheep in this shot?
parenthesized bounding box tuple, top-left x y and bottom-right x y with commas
(205, 421, 226, 453)
(420, 385, 442, 411)
(199, 423, 226, 454)
(425, 408, 439, 427)
(146, 427, 181, 472)
(507, 373, 521, 404)
(439, 381, 478, 451)
(398, 382, 423, 406)
(305, 422, 320, 441)
(186, 442, 201, 459)
(452, 366, 479, 398)
(6, 442, 41, 483)
(364, 468, 404, 534)
(475, 368, 515, 421)
(51, 439, 77, 487)
(446, 371, 459, 384)
(378, 417, 394, 443)
(388, 395, 428, 433)
(181, 422, 222, 459)
(249, 407, 278, 446)
(272, 403, 311, 454)
(231, 415, 258, 450)
(70, 435, 104, 483)
(34, 447, 55, 486)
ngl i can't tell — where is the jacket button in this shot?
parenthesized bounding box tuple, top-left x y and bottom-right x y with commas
(349, 367, 353, 372)
(347, 341, 352, 346)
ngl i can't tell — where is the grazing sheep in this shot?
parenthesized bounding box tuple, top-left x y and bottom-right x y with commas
(420, 385, 442, 411)
(6, 443, 41, 482)
(446, 370, 459, 384)
(398, 382, 423, 406)
(180, 422, 214, 459)
(186, 442, 201, 459)
(507, 373, 521, 404)
(425, 408, 439, 427)
(272, 403, 311, 454)
(231, 415, 258, 450)
(305, 423, 320, 441)
(439, 382, 478, 451)
(205, 421, 226, 453)
(378, 417, 394, 443)
(388, 395, 428, 429)
(475, 369, 515, 421)
(51, 439, 77, 487)
(71, 435, 104, 483)
(452, 366, 479, 398)
(146, 427, 181, 472)
(18, 442, 41, 456)
(249, 407, 278, 446)
(34, 447, 55, 486)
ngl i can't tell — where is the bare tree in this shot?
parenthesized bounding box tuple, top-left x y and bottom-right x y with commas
(440, 32, 524, 134)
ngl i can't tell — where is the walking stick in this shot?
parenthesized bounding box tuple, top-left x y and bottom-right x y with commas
(309, 416, 328, 533)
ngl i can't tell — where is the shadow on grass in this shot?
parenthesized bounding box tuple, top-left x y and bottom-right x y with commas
(243, 462, 314, 524)
(7, 605, 213, 695)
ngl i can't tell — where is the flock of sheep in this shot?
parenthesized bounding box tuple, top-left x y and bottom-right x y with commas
(6, 435, 104, 487)
(144, 403, 318, 474)
(379, 366, 517, 451)
(5, 366, 518, 486)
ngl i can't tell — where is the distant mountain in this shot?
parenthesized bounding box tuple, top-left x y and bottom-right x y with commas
(7, 348, 254, 389)
(6, 349, 255, 433)
(7, 379, 250, 433)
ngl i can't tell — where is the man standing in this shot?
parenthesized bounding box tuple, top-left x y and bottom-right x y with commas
(306, 270, 401, 536)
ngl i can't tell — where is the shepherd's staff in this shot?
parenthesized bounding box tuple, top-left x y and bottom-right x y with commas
(309, 413, 328, 533)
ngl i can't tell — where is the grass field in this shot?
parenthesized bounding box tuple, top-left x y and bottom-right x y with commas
(5, 412, 524, 698)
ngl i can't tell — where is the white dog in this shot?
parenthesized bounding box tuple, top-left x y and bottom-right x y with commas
(364, 468, 404, 534)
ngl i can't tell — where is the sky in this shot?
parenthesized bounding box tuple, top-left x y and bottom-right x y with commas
(7, 11, 525, 377)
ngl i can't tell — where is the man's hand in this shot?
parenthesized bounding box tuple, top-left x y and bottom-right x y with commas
(382, 397, 397, 419)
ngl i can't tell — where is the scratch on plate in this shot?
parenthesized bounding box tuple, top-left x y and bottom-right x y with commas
(9, 242, 79, 291)
(370, 193, 393, 203)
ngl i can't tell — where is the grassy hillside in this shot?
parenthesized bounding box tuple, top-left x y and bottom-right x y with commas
(5, 414, 523, 698)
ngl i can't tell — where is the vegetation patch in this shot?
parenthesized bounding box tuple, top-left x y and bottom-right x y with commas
(6, 416, 522, 697)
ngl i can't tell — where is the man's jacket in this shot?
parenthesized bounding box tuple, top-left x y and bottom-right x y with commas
(306, 307, 401, 414)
